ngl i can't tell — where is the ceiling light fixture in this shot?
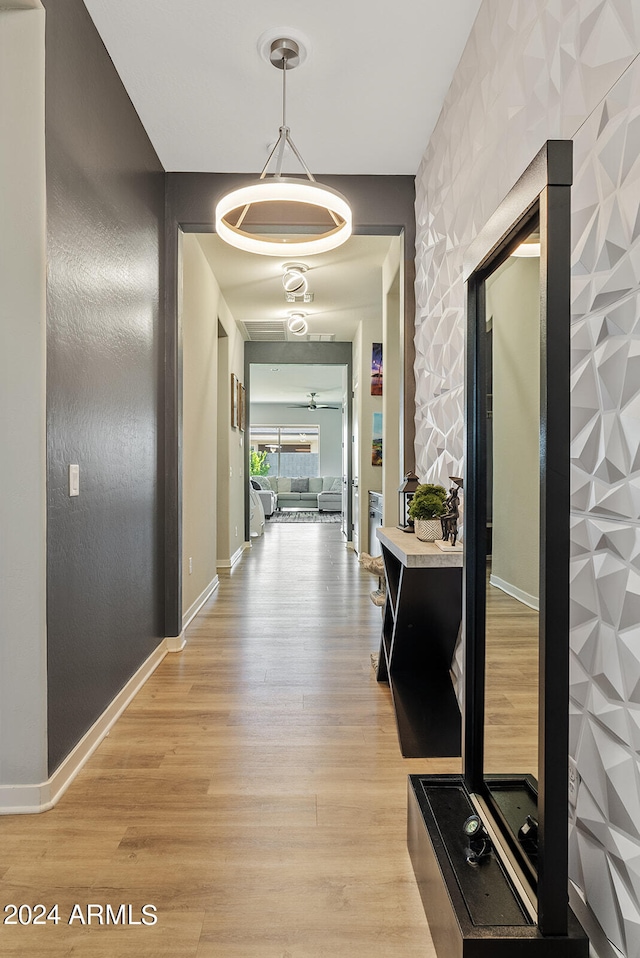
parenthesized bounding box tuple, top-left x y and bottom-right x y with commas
(287, 312, 308, 336)
(282, 263, 308, 294)
(512, 232, 541, 257)
(215, 37, 352, 257)
(512, 242, 541, 257)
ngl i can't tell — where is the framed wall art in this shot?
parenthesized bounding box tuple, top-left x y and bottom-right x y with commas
(238, 382, 246, 432)
(372, 411, 382, 466)
(231, 373, 238, 428)
(371, 342, 383, 395)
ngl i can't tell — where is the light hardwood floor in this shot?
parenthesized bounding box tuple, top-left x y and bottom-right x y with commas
(0, 523, 465, 958)
(484, 569, 539, 777)
(0, 528, 540, 956)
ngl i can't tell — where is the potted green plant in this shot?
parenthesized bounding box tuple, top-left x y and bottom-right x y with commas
(408, 483, 447, 541)
(250, 450, 270, 476)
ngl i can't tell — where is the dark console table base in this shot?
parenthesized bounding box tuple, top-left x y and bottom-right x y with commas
(408, 775, 589, 958)
(376, 528, 463, 758)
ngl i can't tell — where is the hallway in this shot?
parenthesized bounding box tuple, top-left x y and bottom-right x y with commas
(0, 524, 459, 957)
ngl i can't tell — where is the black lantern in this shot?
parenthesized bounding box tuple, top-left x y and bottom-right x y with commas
(398, 471, 420, 530)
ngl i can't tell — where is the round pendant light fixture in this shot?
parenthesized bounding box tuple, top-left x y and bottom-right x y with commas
(282, 263, 308, 294)
(215, 37, 352, 257)
(287, 312, 308, 336)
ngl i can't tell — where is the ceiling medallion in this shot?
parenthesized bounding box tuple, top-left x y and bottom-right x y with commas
(215, 37, 352, 257)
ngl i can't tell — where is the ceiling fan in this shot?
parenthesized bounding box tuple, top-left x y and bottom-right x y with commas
(288, 392, 341, 411)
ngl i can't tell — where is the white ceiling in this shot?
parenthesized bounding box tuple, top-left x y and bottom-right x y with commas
(250, 364, 345, 405)
(82, 0, 483, 175)
(197, 233, 395, 342)
(80, 1, 483, 375)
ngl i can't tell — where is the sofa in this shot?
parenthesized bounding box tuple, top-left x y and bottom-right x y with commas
(250, 482, 277, 518)
(250, 476, 343, 511)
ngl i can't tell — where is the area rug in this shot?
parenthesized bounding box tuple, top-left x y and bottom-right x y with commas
(268, 510, 341, 523)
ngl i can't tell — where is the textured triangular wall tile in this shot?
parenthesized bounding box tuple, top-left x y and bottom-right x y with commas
(572, 825, 626, 952)
(415, 3, 640, 947)
(415, 1, 640, 488)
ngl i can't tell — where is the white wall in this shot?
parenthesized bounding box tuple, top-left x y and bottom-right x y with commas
(413, 2, 640, 952)
(350, 237, 402, 552)
(181, 235, 220, 619)
(0, 3, 48, 798)
(382, 237, 403, 525)
(352, 319, 383, 552)
(181, 235, 245, 618)
(487, 256, 540, 608)
(218, 291, 246, 559)
(216, 333, 230, 562)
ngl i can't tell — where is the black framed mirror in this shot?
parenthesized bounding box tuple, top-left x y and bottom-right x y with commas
(463, 140, 572, 935)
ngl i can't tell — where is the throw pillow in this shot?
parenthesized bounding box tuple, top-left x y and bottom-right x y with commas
(291, 478, 309, 493)
(330, 478, 342, 492)
(308, 477, 323, 493)
(250, 479, 261, 490)
(322, 476, 337, 490)
(277, 477, 291, 493)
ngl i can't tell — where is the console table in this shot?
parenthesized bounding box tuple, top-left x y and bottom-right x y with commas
(375, 527, 463, 758)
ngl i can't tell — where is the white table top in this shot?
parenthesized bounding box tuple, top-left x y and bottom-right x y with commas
(376, 526, 464, 568)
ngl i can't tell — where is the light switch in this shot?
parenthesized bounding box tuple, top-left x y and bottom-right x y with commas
(69, 464, 80, 497)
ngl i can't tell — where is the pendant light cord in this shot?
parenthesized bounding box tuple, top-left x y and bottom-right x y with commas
(232, 44, 342, 231)
(282, 55, 287, 128)
(273, 56, 288, 177)
(235, 58, 289, 229)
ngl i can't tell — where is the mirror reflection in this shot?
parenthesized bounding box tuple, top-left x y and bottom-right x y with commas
(483, 226, 540, 792)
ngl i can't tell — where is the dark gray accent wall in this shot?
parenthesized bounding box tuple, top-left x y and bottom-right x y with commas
(43, 0, 165, 773)
(164, 173, 416, 636)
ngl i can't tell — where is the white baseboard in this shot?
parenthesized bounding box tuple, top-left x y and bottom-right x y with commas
(0, 638, 170, 815)
(217, 545, 244, 569)
(489, 573, 539, 611)
(181, 574, 219, 631)
(165, 632, 186, 652)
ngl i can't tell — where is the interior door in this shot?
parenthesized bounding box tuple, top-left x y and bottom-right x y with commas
(342, 377, 350, 540)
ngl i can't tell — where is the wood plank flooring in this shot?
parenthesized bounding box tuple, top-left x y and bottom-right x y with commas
(0, 528, 540, 956)
(484, 570, 539, 777)
(0, 524, 461, 958)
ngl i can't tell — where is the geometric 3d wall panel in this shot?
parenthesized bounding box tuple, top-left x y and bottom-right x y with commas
(415, 0, 639, 486)
(571, 512, 640, 956)
(570, 58, 640, 956)
(414, 2, 640, 953)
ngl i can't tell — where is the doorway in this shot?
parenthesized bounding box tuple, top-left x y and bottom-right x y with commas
(175, 228, 408, 631)
(244, 345, 352, 540)
(248, 361, 348, 531)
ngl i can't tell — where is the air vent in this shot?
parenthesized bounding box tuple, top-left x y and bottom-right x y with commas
(243, 321, 287, 341)
(307, 333, 336, 342)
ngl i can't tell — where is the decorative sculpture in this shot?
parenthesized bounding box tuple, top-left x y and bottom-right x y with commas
(359, 552, 386, 607)
(440, 477, 463, 546)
